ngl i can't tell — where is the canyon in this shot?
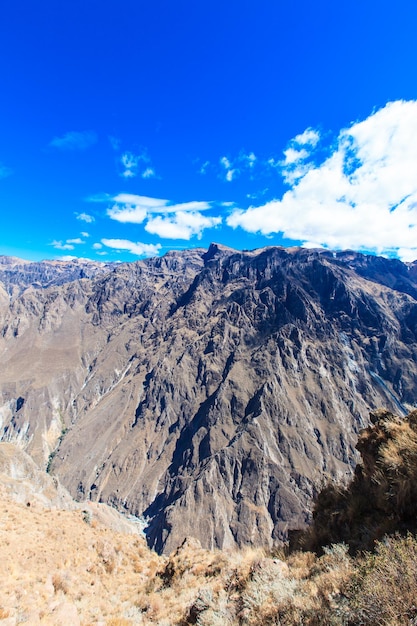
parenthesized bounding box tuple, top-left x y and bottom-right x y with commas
(1, 244, 417, 553)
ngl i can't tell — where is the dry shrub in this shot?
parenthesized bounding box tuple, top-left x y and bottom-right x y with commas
(131, 553, 144, 574)
(186, 587, 234, 625)
(347, 534, 417, 625)
(295, 409, 417, 555)
(239, 565, 299, 625)
(96, 539, 118, 574)
(52, 571, 70, 594)
(160, 538, 230, 587)
(286, 550, 317, 580)
(235, 545, 352, 626)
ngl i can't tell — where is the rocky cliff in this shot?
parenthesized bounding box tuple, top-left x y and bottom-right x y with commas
(1, 245, 417, 553)
(0, 255, 113, 299)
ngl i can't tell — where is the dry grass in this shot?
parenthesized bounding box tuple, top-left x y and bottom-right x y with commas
(0, 496, 157, 624)
(3, 491, 417, 625)
(5, 408, 417, 624)
(0, 493, 355, 626)
(347, 534, 417, 625)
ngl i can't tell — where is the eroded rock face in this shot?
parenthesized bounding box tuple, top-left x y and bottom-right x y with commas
(1, 245, 417, 553)
(0, 255, 113, 299)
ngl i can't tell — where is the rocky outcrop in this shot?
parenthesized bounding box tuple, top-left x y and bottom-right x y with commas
(293, 407, 417, 554)
(0, 442, 142, 534)
(1, 245, 417, 553)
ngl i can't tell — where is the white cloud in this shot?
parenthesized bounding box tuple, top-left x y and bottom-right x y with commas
(91, 193, 221, 241)
(101, 238, 161, 257)
(220, 156, 239, 182)
(50, 131, 97, 151)
(51, 237, 85, 250)
(242, 152, 257, 168)
(280, 128, 321, 184)
(119, 151, 156, 179)
(80, 231, 89, 238)
(76, 212, 95, 223)
(145, 211, 221, 240)
(293, 128, 320, 147)
(92, 242, 103, 250)
(142, 167, 156, 179)
(218, 151, 258, 182)
(51, 240, 75, 251)
(107, 196, 160, 224)
(66, 238, 85, 245)
(169, 201, 211, 212)
(227, 100, 417, 261)
(120, 152, 141, 178)
(199, 160, 210, 175)
(0, 164, 12, 179)
(107, 194, 212, 225)
(112, 193, 165, 207)
(283, 147, 309, 165)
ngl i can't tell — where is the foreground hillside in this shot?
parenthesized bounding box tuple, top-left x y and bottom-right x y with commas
(2, 245, 417, 552)
(3, 413, 417, 625)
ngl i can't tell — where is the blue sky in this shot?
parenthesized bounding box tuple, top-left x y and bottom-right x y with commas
(2, 1, 417, 262)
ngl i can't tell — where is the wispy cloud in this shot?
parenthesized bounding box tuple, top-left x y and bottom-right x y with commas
(108, 135, 121, 151)
(66, 237, 85, 245)
(119, 151, 157, 179)
(142, 167, 157, 179)
(216, 151, 258, 182)
(101, 238, 161, 257)
(93, 193, 221, 241)
(227, 100, 417, 262)
(107, 195, 211, 220)
(199, 160, 210, 175)
(49, 131, 97, 151)
(281, 126, 321, 184)
(220, 156, 239, 182)
(76, 212, 95, 223)
(51, 237, 85, 250)
(120, 152, 143, 178)
(51, 240, 75, 251)
(0, 164, 13, 179)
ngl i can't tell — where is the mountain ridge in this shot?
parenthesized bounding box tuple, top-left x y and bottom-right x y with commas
(1, 245, 417, 553)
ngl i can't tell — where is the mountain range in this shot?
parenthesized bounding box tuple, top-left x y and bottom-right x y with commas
(1, 244, 417, 553)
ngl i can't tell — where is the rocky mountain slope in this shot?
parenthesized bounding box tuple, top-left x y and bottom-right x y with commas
(0, 255, 113, 299)
(1, 245, 417, 553)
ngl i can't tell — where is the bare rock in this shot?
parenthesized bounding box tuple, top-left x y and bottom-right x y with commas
(1, 245, 417, 553)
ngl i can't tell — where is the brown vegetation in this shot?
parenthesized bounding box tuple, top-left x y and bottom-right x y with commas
(4, 408, 417, 623)
(293, 408, 417, 554)
(5, 488, 416, 625)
